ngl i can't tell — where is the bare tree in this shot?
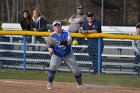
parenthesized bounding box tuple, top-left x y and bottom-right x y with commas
(0, 0, 4, 21)
(11, 0, 16, 22)
(136, 0, 140, 22)
(22, 0, 25, 11)
(5, 0, 10, 22)
(35, 0, 41, 10)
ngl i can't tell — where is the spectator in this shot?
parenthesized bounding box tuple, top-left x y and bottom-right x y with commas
(79, 11, 104, 74)
(30, 9, 47, 44)
(20, 10, 31, 30)
(68, 5, 86, 33)
(132, 23, 140, 72)
(19, 10, 32, 43)
(68, 5, 87, 47)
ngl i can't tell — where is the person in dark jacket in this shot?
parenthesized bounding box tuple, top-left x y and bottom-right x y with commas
(19, 10, 32, 43)
(79, 11, 104, 74)
(30, 9, 47, 44)
(20, 10, 31, 30)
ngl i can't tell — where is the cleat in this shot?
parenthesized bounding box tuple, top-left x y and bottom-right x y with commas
(77, 85, 86, 89)
(47, 83, 52, 90)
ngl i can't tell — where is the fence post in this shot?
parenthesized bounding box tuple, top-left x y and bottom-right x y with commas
(23, 36, 27, 71)
(98, 38, 101, 75)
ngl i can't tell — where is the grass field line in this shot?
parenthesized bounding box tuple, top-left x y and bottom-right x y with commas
(0, 79, 35, 85)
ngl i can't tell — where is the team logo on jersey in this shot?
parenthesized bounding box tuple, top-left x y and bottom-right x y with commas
(58, 45, 66, 50)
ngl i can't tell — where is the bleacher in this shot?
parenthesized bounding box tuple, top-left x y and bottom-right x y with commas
(0, 23, 139, 75)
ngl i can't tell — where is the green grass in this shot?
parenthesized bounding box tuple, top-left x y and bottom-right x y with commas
(0, 70, 140, 88)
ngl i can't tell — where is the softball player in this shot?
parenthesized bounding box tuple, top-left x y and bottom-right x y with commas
(47, 20, 83, 89)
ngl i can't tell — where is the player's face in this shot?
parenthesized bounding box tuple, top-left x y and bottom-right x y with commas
(53, 23, 62, 33)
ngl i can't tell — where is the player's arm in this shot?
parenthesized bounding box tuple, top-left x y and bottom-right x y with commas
(46, 35, 54, 56)
(60, 32, 72, 45)
(48, 48, 54, 56)
(67, 32, 72, 45)
(67, 39, 72, 45)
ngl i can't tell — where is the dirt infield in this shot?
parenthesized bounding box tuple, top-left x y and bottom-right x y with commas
(0, 79, 140, 93)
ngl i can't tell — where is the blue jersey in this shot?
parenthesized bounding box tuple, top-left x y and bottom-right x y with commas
(49, 29, 72, 57)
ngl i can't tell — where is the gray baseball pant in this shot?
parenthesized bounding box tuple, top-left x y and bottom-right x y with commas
(49, 51, 81, 76)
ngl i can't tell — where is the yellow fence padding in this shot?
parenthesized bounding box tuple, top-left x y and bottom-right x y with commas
(0, 30, 140, 40)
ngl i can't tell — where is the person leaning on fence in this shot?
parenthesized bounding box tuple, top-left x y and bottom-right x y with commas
(68, 5, 86, 46)
(79, 11, 104, 74)
(46, 20, 85, 89)
(19, 10, 32, 43)
(132, 23, 140, 72)
(68, 5, 86, 33)
(30, 9, 47, 44)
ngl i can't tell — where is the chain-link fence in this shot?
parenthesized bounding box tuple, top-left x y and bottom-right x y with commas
(0, 34, 139, 75)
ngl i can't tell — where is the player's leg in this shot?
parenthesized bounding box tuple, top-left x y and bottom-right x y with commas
(47, 54, 62, 89)
(63, 52, 83, 86)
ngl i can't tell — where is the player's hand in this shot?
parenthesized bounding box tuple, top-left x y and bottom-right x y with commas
(48, 48, 54, 56)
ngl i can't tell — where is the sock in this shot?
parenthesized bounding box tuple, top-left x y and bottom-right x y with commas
(48, 69, 56, 84)
(75, 74, 82, 85)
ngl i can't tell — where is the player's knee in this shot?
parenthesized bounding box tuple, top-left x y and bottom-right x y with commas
(49, 65, 57, 71)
